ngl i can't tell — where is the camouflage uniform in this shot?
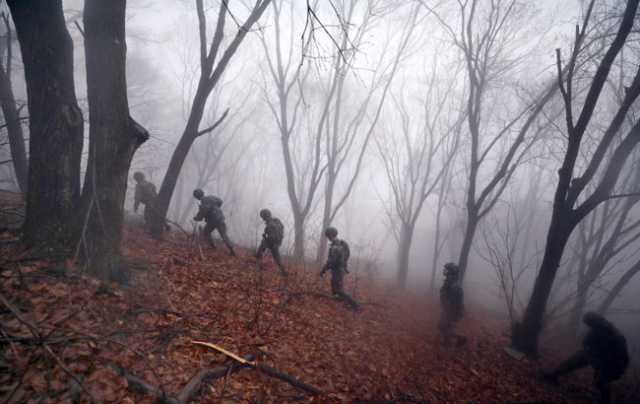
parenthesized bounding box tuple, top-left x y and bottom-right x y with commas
(542, 312, 628, 404)
(134, 179, 158, 232)
(438, 269, 467, 347)
(255, 217, 287, 275)
(321, 239, 358, 310)
(194, 195, 236, 256)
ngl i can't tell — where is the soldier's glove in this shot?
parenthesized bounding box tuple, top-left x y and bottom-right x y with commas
(320, 270, 326, 278)
(344, 268, 349, 274)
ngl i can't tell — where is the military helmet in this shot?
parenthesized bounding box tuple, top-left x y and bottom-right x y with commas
(133, 171, 145, 181)
(583, 311, 607, 329)
(259, 209, 272, 220)
(444, 262, 459, 275)
(193, 188, 204, 199)
(324, 227, 338, 238)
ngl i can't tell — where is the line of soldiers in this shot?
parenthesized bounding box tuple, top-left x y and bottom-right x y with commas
(132, 174, 358, 310)
(134, 173, 630, 402)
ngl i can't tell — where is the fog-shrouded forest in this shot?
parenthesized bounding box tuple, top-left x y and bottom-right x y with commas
(1, 0, 640, 403)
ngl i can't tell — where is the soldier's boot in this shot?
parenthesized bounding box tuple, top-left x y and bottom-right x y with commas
(455, 335, 468, 348)
(254, 251, 262, 260)
(229, 246, 237, 257)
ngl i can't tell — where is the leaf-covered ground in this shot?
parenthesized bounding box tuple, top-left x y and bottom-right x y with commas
(0, 221, 637, 403)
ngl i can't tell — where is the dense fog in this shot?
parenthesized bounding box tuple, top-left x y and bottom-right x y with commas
(1, 0, 639, 360)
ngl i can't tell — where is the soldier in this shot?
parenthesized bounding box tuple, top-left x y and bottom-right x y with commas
(438, 262, 467, 348)
(254, 209, 287, 276)
(320, 227, 358, 310)
(540, 312, 629, 404)
(192, 188, 236, 256)
(133, 172, 169, 232)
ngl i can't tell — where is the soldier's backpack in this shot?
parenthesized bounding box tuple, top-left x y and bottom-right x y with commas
(139, 181, 158, 204)
(270, 218, 284, 245)
(200, 195, 224, 223)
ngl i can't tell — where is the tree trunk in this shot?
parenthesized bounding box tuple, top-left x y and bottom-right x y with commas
(458, 208, 479, 281)
(7, 0, 84, 253)
(317, 169, 336, 266)
(0, 54, 28, 198)
(511, 213, 573, 355)
(292, 212, 305, 261)
(78, 0, 148, 282)
(396, 222, 414, 289)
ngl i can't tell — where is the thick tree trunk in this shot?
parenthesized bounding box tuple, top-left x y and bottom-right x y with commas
(79, 0, 148, 282)
(511, 214, 573, 355)
(0, 63, 28, 198)
(7, 0, 83, 253)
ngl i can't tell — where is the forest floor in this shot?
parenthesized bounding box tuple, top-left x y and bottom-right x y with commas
(0, 217, 638, 403)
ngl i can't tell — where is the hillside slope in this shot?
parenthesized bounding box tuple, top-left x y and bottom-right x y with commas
(0, 221, 635, 403)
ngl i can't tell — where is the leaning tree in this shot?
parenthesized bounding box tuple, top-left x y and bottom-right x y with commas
(512, 0, 640, 356)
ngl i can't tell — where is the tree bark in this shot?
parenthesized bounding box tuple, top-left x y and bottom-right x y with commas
(7, 0, 84, 253)
(78, 0, 148, 282)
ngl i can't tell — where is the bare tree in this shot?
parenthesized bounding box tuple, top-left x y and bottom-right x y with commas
(0, 11, 27, 198)
(258, 0, 321, 261)
(148, 0, 272, 236)
(376, 63, 463, 288)
(561, 150, 640, 337)
(315, 0, 418, 265)
(512, 0, 640, 356)
(422, 0, 561, 281)
(479, 203, 541, 326)
(7, 0, 84, 254)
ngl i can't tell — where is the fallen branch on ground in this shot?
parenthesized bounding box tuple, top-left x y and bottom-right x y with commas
(120, 352, 259, 404)
(195, 342, 327, 395)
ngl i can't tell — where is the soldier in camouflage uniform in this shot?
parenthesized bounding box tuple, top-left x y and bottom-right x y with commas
(320, 227, 358, 310)
(192, 188, 236, 256)
(438, 263, 467, 348)
(540, 312, 628, 404)
(254, 209, 287, 276)
(133, 172, 170, 232)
